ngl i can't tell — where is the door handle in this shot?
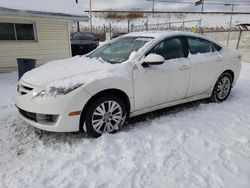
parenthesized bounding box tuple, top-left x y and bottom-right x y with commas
(216, 57, 222, 62)
(180, 64, 189, 70)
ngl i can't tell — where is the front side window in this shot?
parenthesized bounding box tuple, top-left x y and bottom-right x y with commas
(0, 23, 35, 41)
(89, 36, 153, 64)
(148, 37, 185, 60)
(187, 37, 212, 54)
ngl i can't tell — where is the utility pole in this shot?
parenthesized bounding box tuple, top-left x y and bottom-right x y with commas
(89, 0, 93, 32)
(152, 0, 155, 12)
(226, 4, 234, 47)
(128, 19, 130, 33)
(76, 0, 80, 32)
(201, 0, 204, 13)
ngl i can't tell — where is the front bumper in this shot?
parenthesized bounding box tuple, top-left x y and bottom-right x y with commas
(15, 80, 92, 132)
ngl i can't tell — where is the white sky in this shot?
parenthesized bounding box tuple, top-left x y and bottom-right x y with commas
(78, 0, 250, 12)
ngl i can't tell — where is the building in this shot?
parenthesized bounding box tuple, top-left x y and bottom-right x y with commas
(0, 0, 88, 72)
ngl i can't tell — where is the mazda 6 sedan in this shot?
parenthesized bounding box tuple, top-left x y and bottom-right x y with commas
(15, 31, 241, 137)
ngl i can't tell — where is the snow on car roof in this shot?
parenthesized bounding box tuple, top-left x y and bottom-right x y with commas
(125, 30, 220, 45)
(125, 31, 177, 39)
(0, 0, 87, 17)
(126, 31, 201, 39)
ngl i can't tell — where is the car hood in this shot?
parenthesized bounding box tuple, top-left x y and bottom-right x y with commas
(21, 56, 118, 88)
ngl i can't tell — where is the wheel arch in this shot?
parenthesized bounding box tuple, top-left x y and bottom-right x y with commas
(79, 88, 131, 131)
(221, 69, 234, 83)
(211, 69, 235, 92)
(210, 69, 234, 103)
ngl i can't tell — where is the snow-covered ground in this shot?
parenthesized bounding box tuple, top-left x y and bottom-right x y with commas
(1, 63, 250, 188)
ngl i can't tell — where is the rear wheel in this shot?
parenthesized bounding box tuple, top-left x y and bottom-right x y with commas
(210, 73, 232, 103)
(84, 95, 127, 138)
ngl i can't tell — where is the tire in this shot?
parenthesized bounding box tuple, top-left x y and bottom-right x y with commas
(210, 73, 232, 103)
(84, 94, 127, 138)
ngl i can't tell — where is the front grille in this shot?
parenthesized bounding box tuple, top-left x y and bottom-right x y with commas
(23, 85, 33, 91)
(18, 108, 59, 125)
(18, 84, 34, 96)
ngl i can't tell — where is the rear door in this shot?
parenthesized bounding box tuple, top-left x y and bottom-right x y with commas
(186, 36, 223, 97)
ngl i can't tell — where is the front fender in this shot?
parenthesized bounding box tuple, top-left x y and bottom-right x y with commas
(83, 74, 134, 111)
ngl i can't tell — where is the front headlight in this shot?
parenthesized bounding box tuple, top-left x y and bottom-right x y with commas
(37, 83, 83, 97)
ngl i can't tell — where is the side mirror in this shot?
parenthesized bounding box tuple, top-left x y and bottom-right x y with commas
(142, 54, 165, 67)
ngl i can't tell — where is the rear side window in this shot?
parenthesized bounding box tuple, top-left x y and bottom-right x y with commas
(187, 37, 212, 54)
(148, 37, 184, 60)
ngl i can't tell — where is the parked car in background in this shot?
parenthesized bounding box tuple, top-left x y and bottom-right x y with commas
(71, 32, 99, 56)
(15, 31, 241, 138)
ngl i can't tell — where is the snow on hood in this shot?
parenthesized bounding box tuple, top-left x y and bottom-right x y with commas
(21, 56, 130, 89)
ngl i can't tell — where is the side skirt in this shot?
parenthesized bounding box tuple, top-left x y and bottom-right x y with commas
(129, 92, 211, 118)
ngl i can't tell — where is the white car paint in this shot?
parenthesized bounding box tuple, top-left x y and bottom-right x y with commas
(133, 57, 191, 110)
(15, 31, 241, 132)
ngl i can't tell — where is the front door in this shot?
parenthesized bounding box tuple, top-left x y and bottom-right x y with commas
(133, 36, 191, 110)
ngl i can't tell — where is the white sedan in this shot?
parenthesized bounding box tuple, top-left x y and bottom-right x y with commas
(15, 31, 241, 137)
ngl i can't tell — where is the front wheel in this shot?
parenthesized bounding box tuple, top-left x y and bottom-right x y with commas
(84, 95, 127, 138)
(210, 73, 232, 103)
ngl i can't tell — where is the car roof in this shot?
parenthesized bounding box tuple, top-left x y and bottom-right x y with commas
(74, 32, 95, 35)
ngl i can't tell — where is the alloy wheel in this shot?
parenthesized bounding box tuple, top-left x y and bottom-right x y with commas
(91, 101, 123, 134)
(216, 76, 231, 100)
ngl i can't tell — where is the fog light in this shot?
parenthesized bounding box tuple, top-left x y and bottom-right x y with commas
(36, 114, 59, 125)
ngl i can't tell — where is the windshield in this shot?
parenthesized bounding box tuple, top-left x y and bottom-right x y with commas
(72, 33, 95, 41)
(88, 36, 153, 64)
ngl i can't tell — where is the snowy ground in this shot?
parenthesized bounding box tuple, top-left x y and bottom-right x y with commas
(1, 64, 250, 188)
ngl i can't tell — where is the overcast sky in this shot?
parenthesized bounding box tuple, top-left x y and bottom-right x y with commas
(78, 0, 250, 12)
